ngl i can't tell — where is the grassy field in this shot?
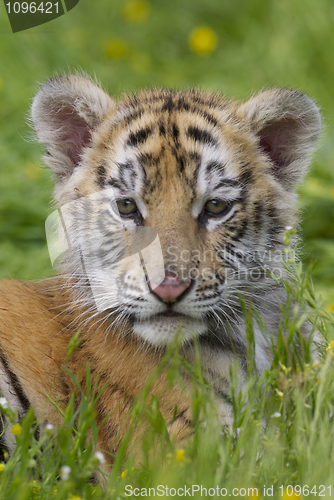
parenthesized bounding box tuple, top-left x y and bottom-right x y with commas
(0, 0, 334, 497)
(0, 252, 333, 500)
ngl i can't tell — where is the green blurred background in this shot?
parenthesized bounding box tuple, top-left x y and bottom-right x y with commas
(0, 0, 333, 303)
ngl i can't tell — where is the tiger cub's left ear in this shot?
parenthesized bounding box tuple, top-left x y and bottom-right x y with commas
(31, 74, 115, 180)
(237, 89, 322, 190)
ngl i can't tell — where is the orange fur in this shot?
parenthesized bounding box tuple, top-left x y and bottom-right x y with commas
(0, 278, 191, 464)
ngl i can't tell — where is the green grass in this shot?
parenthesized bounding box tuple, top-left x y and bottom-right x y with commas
(0, 242, 333, 499)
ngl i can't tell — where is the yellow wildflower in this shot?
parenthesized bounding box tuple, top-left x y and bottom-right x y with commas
(67, 496, 85, 500)
(326, 341, 334, 356)
(121, 467, 135, 478)
(30, 480, 40, 493)
(11, 424, 22, 435)
(279, 361, 291, 374)
(189, 27, 217, 55)
(328, 304, 334, 312)
(281, 489, 302, 500)
(247, 487, 260, 499)
(123, 0, 149, 23)
(0, 463, 5, 472)
(105, 39, 128, 59)
(175, 449, 185, 462)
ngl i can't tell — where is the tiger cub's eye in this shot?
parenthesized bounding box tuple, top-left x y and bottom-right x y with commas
(204, 199, 228, 216)
(116, 199, 138, 215)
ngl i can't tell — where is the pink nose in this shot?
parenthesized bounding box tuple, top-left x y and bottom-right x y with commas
(151, 274, 190, 303)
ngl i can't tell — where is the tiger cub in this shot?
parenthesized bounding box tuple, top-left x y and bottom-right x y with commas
(0, 75, 321, 464)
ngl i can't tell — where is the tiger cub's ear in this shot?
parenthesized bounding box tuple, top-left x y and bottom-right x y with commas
(237, 88, 322, 190)
(31, 74, 115, 180)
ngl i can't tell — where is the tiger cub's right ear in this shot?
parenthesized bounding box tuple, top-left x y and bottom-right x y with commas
(31, 74, 115, 179)
(237, 88, 322, 191)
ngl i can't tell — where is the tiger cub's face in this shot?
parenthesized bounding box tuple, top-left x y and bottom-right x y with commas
(32, 76, 321, 347)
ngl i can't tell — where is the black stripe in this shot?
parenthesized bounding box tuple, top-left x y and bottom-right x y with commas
(89, 473, 99, 486)
(161, 96, 174, 112)
(231, 219, 248, 242)
(214, 179, 241, 190)
(97, 164, 107, 187)
(266, 202, 277, 221)
(107, 178, 121, 189)
(217, 390, 233, 406)
(187, 126, 217, 146)
(117, 161, 135, 172)
(34, 424, 40, 442)
(0, 352, 30, 413)
(200, 110, 218, 127)
(172, 124, 179, 141)
(128, 126, 152, 147)
(206, 161, 226, 175)
(252, 201, 263, 232)
(189, 158, 200, 185)
(172, 407, 191, 427)
(214, 271, 225, 284)
(138, 152, 153, 165)
(217, 243, 239, 271)
(177, 96, 190, 112)
(238, 164, 253, 185)
(124, 109, 143, 126)
(159, 123, 166, 136)
(172, 150, 185, 174)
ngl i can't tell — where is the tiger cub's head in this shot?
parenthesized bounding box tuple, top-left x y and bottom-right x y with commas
(31, 75, 321, 347)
